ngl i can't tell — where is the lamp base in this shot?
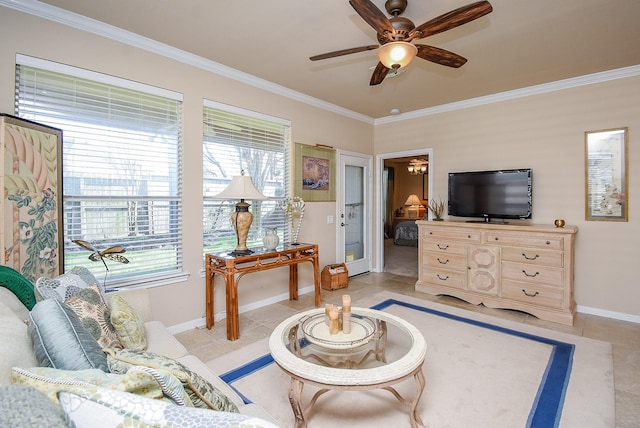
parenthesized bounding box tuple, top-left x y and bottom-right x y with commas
(229, 249, 253, 257)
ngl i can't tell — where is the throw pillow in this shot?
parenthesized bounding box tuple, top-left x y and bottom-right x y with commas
(108, 294, 147, 351)
(35, 266, 102, 302)
(0, 385, 67, 428)
(28, 298, 108, 371)
(58, 387, 280, 428)
(64, 285, 122, 349)
(105, 348, 239, 412)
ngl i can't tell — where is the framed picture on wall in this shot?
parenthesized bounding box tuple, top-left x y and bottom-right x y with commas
(585, 127, 628, 221)
(2, 114, 63, 281)
(294, 143, 336, 202)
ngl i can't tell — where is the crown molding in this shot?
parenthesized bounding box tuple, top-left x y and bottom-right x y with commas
(375, 64, 640, 125)
(1, 0, 374, 125)
(3, 0, 639, 127)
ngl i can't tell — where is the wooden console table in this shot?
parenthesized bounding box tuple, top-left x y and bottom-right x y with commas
(205, 243, 321, 340)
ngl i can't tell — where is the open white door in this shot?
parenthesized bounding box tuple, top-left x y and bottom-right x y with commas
(337, 151, 372, 276)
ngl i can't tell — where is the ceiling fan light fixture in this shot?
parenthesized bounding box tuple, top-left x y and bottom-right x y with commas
(376, 41, 417, 69)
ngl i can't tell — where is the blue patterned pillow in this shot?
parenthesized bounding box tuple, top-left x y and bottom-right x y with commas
(28, 299, 108, 372)
(35, 266, 102, 302)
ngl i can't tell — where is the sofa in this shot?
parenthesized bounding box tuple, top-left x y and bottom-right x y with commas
(0, 269, 280, 427)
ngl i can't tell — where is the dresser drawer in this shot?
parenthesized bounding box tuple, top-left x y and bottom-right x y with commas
(422, 252, 467, 271)
(421, 227, 482, 243)
(502, 280, 563, 308)
(421, 240, 468, 256)
(501, 247, 563, 268)
(485, 232, 563, 250)
(501, 262, 563, 287)
(420, 267, 466, 290)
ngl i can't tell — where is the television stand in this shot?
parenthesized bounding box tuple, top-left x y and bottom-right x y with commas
(415, 221, 577, 325)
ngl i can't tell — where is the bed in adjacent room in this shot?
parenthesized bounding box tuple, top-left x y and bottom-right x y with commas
(393, 220, 418, 247)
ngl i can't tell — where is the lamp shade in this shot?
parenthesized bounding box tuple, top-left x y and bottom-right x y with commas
(214, 175, 267, 200)
(405, 194, 421, 206)
(377, 41, 418, 69)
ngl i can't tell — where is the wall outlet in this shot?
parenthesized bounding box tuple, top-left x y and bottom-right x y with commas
(327, 215, 334, 224)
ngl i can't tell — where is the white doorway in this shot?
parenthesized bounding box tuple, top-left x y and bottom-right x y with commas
(375, 148, 433, 273)
(337, 151, 373, 276)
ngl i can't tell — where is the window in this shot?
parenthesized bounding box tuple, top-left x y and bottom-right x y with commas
(203, 101, 290, 255)
(16, 55, 183, 287)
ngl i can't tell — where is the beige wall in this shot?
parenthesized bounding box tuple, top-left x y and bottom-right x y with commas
(1, 7, 638, 324)
(0, 9, 372, 327)
(375, 76, 640, 318)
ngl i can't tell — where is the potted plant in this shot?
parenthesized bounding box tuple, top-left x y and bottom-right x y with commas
(427, 198, 445, 221)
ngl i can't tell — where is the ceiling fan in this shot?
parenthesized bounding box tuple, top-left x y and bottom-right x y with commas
(310, 0, 493, 85)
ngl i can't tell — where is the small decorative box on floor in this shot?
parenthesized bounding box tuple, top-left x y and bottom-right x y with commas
(321, 263, 349, 291)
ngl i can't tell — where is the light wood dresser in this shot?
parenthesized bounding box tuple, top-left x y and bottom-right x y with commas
(415, 220, 577, 325)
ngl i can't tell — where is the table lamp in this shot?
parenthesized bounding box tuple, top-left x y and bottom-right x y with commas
(405, 194, 422, 219)
(214, 171, 267, 256)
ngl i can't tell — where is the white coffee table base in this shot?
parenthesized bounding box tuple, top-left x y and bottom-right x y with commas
(270, 307, 427, 428)
(281, 361, 425, 428)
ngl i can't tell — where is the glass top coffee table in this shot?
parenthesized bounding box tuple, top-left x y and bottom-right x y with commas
(269, 307, 427, 427)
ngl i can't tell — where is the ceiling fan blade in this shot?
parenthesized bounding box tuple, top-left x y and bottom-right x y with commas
(370, 62, 390, 86)
(349, 0, 394, 38)
(310, 45, 379, 61)
(415, 44, 467, 68)
(409, 1, 493, 40)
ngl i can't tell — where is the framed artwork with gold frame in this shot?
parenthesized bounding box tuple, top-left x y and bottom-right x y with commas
(2, 114, 63, 281)
(585, 127, 628, 221)
(294, 143, 336, 202)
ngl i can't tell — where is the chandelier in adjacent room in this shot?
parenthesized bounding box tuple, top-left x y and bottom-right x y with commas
(407, 159, 428, 175)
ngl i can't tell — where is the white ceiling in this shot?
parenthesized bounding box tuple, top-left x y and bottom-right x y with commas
(21, 0, 640, 119)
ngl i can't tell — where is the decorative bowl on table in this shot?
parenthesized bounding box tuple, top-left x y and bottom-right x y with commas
(299, 313, 376, 350)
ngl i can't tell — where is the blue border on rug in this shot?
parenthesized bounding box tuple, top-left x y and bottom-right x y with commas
(220, 298, 575, 428)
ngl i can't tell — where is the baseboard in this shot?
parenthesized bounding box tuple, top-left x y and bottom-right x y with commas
(577, 304, 640, 324)
(167, 286, 640, 334)
(166, 284, 317, 335)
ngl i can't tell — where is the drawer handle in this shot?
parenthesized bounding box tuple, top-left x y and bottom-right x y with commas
(436, 274, 449, 281)
(437, 258, 449, 264)
(522, 253, 539, 261)
(522, 270, 540, 277)
(522, 289, 540, 298)
(437, 244, 449, 250)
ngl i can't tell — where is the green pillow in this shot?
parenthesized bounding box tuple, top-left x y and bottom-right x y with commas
(105, 348, 238, 413)
(28, 299, 108, 371)
(108, 294, 147, 351)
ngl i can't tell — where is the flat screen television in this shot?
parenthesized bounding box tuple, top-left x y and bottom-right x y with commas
(448, 169, 532, 223)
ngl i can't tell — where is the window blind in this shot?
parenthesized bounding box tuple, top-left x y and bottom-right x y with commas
(203, 100, 290, 255)
(16, 58, 183, 287)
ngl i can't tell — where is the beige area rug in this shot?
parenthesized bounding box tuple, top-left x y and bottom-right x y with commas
(207, 292, 614, 428)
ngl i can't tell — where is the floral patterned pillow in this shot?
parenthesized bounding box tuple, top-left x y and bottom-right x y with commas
(65, 285, 122, 349)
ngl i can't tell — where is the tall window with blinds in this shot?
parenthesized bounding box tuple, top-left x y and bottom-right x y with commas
(15, 57, 183, 287)
(203, 101, 290, 255)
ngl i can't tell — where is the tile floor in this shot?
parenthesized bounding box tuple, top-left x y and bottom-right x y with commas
(176, 271, 640, 427)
